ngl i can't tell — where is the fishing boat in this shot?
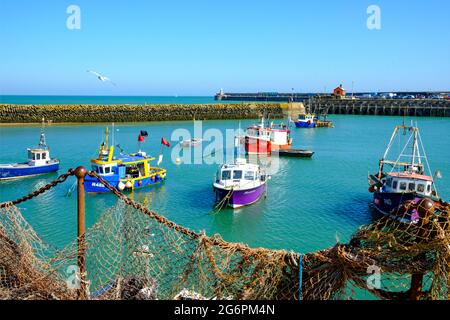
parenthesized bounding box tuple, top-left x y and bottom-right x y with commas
(84, 128, 167, 193)
(179, 138, 202, 148)
(0, 120, 59, 180)
(294, 113, 317, 128)
(244, 118, 291, 155)
(213, 158, 267, 208)
(368, 124, 441, 222)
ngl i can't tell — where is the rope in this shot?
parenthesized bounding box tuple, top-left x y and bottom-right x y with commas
(211, 187, 234, 214)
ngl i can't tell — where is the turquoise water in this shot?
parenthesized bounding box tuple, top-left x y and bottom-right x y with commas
(0, 116, 449, 254)
(0, 95, 244, 105)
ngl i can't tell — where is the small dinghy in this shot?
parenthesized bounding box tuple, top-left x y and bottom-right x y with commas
(0, 119, 59, 180)
(274, 149, 314, 158)
(179, 138, 202, 148)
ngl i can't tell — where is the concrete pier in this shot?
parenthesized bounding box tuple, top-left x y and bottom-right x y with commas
(307, 97, 450, 117)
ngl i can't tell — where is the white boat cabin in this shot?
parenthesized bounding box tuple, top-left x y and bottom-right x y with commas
(27, 148, 51, 166)
(246, 125, 271, 141)
(270, 128, 290, 146)
(215, 159, 265, 189)
(383, 172, 434, 197)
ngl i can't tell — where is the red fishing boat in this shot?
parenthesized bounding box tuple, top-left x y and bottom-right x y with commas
(244, 118, 292, 155)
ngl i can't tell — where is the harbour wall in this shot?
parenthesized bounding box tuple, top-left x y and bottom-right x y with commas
(308, 98, 450, 117)
(1, 99, 448, 123)
(0, 103, 287, 123)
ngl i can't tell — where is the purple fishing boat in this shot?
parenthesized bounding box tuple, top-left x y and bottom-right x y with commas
(213, 158, 267, 209)
(368, 124, 441, 223)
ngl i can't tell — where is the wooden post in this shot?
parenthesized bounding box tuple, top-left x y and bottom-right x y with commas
(74, 166, 88, 300)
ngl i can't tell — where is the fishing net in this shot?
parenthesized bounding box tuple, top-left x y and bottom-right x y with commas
(0, 170, 449, 300)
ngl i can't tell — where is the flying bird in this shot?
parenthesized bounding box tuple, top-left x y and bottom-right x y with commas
(87, 70, 116, 86)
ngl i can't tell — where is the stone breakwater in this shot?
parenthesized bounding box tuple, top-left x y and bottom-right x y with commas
(0, 103, 288, 123)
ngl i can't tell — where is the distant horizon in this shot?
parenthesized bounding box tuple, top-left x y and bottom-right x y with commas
(2, 88, 450, 98)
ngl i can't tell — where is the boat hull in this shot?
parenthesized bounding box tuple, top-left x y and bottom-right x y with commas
(294, 121, 315, 128)
(0, 162, 59, 180)
(373, 191, 421, 219)
(214, 184, 266, 208)
(84, 173, 166, 193)
(271, 143, 292, 150)
(244, 137, 271, 155)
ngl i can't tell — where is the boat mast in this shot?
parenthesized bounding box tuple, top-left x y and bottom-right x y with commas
(379, 126, 399, 177)
(38, 117, 47, 149)
(105, 127, 109, 150)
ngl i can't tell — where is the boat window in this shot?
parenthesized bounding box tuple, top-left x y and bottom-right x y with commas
(408, 183, 415, 191)
(399, 182, 407, 191)
(126, 165, 140, 178)
(137, 163, 145, 176)
(221, 170, 231, 180)
(386, 178, 392, 187)
(233, 170, 242, 179)
(427, 184, 431, 193)
(42, 153, 46, 160)
(92, 165, 98, 173)
(392, 180, 398, 190)
(105, 166, 111, 174)
(36, 153, 41, 160)
(244, 171, 255, 180)
(417, 184, 425, 192)
(99, 167, 104, 174)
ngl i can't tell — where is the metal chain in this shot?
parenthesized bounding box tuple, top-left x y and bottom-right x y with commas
(0, 169, 75, 208)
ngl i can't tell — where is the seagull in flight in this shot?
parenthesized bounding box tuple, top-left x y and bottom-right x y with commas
(87, 70, 116, 86)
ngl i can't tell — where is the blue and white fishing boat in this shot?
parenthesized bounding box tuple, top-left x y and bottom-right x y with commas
(0, 120, 59, 180)
(294, 113, 317, 128)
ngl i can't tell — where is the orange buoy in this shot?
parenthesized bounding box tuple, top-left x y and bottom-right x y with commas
(368, 186, 375, 193)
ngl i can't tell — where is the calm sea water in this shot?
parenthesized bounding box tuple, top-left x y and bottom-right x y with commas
(0, 116, 449, 255)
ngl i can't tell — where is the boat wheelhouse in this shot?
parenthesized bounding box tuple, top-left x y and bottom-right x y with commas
(0, 120, 59, 180)
(244, 119, 272, 155)
(294, 113, 317, 128)
(213, 158, 267, 208)
(84, 128, 167, 193)
(268, 122, 292, 150)
(368, 124, 440, 222)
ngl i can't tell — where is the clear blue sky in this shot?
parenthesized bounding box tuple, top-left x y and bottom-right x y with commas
(0, 0, 449, 95)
